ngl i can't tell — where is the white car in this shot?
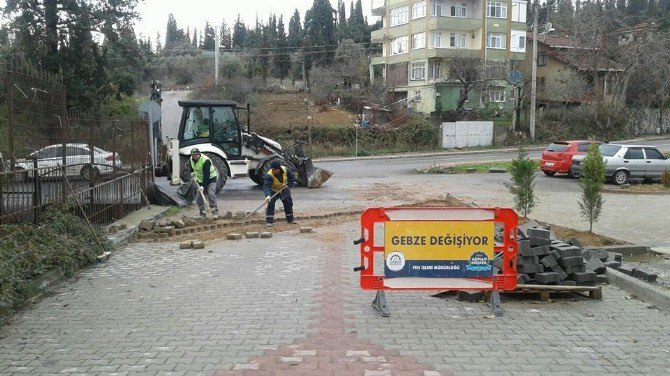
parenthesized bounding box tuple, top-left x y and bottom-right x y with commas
(14, 143, 122, 181)
(571, 144, 670, 185)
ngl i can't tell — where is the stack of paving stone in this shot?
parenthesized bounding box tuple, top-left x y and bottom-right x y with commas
(516, 222, 600, 286)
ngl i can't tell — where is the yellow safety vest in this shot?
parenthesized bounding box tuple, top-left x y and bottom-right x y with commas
(268, 166, 288, 193)
(190, 154, 218, 183)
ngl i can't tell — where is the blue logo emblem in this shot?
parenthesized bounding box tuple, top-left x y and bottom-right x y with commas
(466, 251, 492, 272)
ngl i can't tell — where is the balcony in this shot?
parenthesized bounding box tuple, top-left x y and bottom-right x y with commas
(371, 0, 386, 16)
(431, 16, 483, 32)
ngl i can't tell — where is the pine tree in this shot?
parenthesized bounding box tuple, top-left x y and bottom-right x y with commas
(337, 0, 348, 42)
(554, 0, 575, 31)
(192, 28, 199, 49)
(579, 144, 605, 233)
(288, 9, 303, 49)
(275, 15, 291, 83)
(165, 14, 179, 51)
(506, 147, 538, 219)
(304, 0, 337, 66)
(232, 15, 248, 49)
(220, 20, 232, 50)
(203, 22, 216, 50)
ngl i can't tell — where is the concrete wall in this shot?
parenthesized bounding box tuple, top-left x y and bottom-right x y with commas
(440, 121, 494, 148)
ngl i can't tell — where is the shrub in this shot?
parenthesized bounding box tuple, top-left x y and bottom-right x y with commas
(662, 169, 670, 188)
(506, 147, 538, 218)
(579, 143, 606, 232)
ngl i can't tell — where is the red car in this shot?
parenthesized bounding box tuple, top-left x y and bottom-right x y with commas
(540, 140, 599, 177)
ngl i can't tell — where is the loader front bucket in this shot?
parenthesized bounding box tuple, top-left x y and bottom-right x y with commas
(305, 166, 333, 188)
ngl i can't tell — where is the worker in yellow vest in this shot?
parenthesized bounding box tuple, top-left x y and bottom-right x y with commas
(263, 160, 298, 227)
(189, 148, 219, 218)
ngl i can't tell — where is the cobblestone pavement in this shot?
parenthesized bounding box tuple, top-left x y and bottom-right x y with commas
(2, 223, 670, 375)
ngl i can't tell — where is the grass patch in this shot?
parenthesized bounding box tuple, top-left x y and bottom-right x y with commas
(416, 160, 517, 174)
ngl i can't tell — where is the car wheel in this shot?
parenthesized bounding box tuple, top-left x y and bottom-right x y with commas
(542, 170, 556, 177)
(205, 153, 229, 194)
(80, 164, 100, 182)
(567, 169, 578, 178)
(613, 170, 629, 185)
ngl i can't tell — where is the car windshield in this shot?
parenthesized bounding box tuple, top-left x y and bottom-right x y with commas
(599, 144, 621, 157)
(545, 143, 568, 152)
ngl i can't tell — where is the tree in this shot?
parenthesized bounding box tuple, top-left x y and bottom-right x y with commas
(232, 15, 247, 49)
(348, 0, 367, 43)
(203, 22, 216, 50)
(274, 16, 291, 83)
(554, 0, 575, 32)
(447, 56, 483, 113)
(220, 20, 232, 50)
(578, 143, 605, 232)
(506, 147, 538, 219)
(288, 9, 303, 48)
(304, 0, 337, 66)
(337, 0, 347, 41)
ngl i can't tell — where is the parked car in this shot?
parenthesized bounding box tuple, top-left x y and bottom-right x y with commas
(571, 144, 670, 185)
(13, 143, 122, 181)
(540, 140, 599, 177)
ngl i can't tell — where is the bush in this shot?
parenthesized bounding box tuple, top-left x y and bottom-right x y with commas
(662, 170, 670, 188)
(506, 147, 538, 218)
(579, 143, 606, 232)
(0, 206, 107, 322)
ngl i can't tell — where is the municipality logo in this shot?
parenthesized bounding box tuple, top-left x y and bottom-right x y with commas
(386, 251, 406, 272)
(466, 251, 492, 272)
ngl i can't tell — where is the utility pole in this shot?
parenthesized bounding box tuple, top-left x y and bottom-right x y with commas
(215, 26, 220, 86)
(530, 7, 538, 140)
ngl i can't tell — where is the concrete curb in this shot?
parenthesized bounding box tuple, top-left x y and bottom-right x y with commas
(314, 146, 545, 163)
(606, 267, 670, 311)
(598, 245, 652, 255)
(105, 206, 173, 248)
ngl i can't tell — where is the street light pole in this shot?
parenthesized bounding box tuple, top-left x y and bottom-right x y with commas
(530, 8, 538, 140)
(215, 26, 220, 86)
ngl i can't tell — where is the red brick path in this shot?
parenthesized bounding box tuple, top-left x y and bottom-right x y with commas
(214, 233, 448, 376)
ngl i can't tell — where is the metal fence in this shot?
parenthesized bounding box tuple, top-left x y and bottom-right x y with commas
(1, 62, 153, 224)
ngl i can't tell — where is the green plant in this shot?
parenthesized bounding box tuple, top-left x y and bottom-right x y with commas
(0, 206, 106, 323)
(661, 169, 670, 188)
(579, 143, 606, 233)
(506, 147, 538, 219)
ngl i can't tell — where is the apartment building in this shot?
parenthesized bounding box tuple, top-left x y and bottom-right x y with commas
(370, 0, 528, 113)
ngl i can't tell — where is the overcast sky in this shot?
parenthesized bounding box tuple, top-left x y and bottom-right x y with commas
(134, 0, 376, 43)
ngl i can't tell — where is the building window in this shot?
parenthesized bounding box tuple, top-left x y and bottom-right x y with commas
(487, 32, 506, 49)
(431, 0, 444, 16)
(450, 3, 467, 17)
(391, 36, 408, 55)
(511, 0, 527, 23)
(487, 87, 506, 102)
(412, 1, 426, 19)
(449, 32, 467, 48)
(487, 1, 507, 18)
(510, 30, 526, 52)
(412, 32, 426, 49)
(429, 32, 442, 48)
(413, 90, 422, 101)
(429, 61, 441, 79)
(538, 53, 547, 66)
(410, 61, 426, 81)
(390, 6, 409, 26)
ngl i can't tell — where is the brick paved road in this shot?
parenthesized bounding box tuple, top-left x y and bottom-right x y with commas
(1, 223, 669, 375)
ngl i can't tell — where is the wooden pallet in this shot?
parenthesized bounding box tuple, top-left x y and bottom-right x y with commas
(506, 284, 603, 302)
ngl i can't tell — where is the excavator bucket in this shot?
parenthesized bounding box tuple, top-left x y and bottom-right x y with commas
(284, 143, 333, 188)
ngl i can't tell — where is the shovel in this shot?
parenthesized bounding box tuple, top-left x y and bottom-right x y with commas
(243, 186, 287, 222)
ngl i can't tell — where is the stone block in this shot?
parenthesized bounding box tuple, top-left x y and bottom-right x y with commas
(517, 274, 531, 284)
(192, 240, 205, 249)
(608, 252, 623, 263)
(260, 232, 273, 238)
(617, 266, 634, 276)
(518, 240, 532, 256)
(632, 269, 658, 283)
(245, 232, 260, 239)
(139, 220, 154, 231)
(550, 249, 562, 261)
(596, 274, 609, 284)
(557, 246, 582, 258)
(548, 264, 568, 281)
(517, 263, 544, 274)
(234, 211, 246, 219)
(569, 271, 597, 286)
(531, 245, 551, 256)
(171, 219, 186, 229)
(492, 257, 503, 269)
(534, 272, 560, 284)
(586, 257, 607, 274)
(518, 256, 539, 265)
(569, 237, 583, 248)
(528, 227, 551, 240)
(457, 290, 484, 302)
(530, 237, 552, 247)
(540, 254, 558, 269)
(563, 264, 586, 274)
(300, 227, 313, 233)
(558, 256, 584, 267)
(604, 260, 621, 269)
(226, 233, 243, 240)
(179, 241, 192, 249)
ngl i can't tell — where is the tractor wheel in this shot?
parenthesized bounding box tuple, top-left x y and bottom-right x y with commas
(205, 153, 229, 193)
